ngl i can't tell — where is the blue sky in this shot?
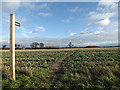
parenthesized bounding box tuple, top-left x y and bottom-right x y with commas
(1, 1, 119, 47)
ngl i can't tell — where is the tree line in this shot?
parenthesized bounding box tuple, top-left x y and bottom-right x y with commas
(30, 42, 44, 48)
(2, 42, 74, 49)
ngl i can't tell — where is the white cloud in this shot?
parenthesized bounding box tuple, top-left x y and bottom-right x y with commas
(84, 28, 88, 31)
(104, 21, 118, 32)
(80, 40, 82, 42)
(38, 12, 52, 16)
(70, 32, 76, 36)
(62, 17, 72, 23)
(19, 29, 30, 38)
(68, 7, 82, 13)
(115, 29, 118, 32)
(97, 7, 104, 11)
(0, 39, 7, 43)
(89, 11, 95, 15)
(67, 30, 76, 36)
(80, 28, 89, 34)
(89, 12, 115, 20)
(98, 0, 118, 8)
(96, 7, 111, 13)
(98, 0, 118, 12)
(21, 2, 35, 9)
(1, 28, 118, 47)
(93, 30, 104, 35)
(23, 33, 29, 38)
(22, 3, 48, 9)
(29, 26, 45, 34)
(110, 3, 118, 9)
(87, 22, 92, 26)
(2, 30, 118, 47)
(97, 27, 104, 30)
(96, 18, 110, 26)
(87, 0, 118, 40)
(2, 1, 20, 12)
(89, 1, 117, 21)
(16, 16, 26, 22)
(38, 3, 48, 9)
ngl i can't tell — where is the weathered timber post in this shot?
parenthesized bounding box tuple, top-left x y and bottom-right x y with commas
(10, 14, 15, 80)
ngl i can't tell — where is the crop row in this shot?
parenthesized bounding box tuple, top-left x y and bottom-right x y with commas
(2, 51, 73, 69)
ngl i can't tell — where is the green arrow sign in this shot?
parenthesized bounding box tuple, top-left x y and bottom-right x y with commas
(15, 21, 21, 27)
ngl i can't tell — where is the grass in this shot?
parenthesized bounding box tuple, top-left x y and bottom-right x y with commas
(2, 49, 120, 88)
(2, 67, 50, 88)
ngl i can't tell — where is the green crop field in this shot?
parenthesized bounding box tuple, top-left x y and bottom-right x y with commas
(2, 49, 120, 88)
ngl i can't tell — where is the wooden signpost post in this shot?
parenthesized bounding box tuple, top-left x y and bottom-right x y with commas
(10, 14, 15, 80)
(10, 14, 20, 80)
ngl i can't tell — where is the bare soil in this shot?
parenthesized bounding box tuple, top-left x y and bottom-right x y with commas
(49, 51, 75, 76)
(0, 47, 119, 52)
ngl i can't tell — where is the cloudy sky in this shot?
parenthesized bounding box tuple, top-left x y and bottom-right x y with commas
(0, 0, 119, 47)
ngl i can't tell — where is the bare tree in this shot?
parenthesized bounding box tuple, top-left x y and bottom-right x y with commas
(34, 42, 39, 48)
(2, 45, 6, 49)
(15, 44, 20, 49)
(40, 43, 44, 48)
(30, 42, 39, 48)
(21, 45, 25, 49)
(68, 42, 74, 48)
(30, 43, 34, 48)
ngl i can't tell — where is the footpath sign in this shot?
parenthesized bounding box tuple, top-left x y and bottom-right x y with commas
(15, 21, 21, 27)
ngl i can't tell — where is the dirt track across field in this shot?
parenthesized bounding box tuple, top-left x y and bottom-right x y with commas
(49, 51, 75, 76)
(0, 47, 119, 52)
